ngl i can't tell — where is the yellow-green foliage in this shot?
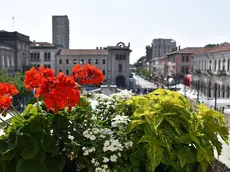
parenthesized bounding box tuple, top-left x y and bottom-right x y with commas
(124, 89, 229, 172)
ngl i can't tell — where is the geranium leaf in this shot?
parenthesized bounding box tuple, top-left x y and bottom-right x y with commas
(21, 140, 39, 160)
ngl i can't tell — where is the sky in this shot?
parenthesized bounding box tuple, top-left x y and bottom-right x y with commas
(1, 0, 230, 64)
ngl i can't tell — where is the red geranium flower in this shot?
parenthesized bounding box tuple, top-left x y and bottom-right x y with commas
(24, 67, 55, 91)
(72, 63, 104, 85)
(35, 72, 80, 113)
(0, 83, 18, 116)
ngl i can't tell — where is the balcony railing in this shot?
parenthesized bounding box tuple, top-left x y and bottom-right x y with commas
(195, 69, 201, 74)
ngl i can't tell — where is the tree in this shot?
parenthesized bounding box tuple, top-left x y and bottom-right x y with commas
(205, 42, 229, 48)
(0, 70, 31, 97)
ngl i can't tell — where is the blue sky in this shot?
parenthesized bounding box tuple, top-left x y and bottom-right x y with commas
(1, 0, 230, 64)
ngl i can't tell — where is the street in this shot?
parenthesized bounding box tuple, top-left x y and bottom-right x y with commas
(133, 74, 158, 89)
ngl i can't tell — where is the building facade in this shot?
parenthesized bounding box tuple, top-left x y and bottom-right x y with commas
(192, 45, 230, 99)
(56, 42, 131, 88)
(0, 31, 31, 73)
(52, 15, 69, 48)
(30, 42, 59, 73)
(152, 39, 177, 59)
(0, 44, 16, 75)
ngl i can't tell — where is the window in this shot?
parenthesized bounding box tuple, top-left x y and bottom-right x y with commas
(2, 56, 5, 66)
(59, 69, 62, 72)
(88, 59, 91, 64)
(66, 69, 69, 75)
(204, 60, 206, 70)
(185, 66, 189, 74)
(228, 59, 230, 71)
(103, 59, 106, 64)
(181, 66, 184, 73)
(119, 55, 122, 60)
(81, 59, 84, 64)
(218, 60, 221, 70)
(122, 54, 126, 60)
(102, 70, 105, 75)
(18, 43, 21, 49)
(222, 85, 225, 98)
(95, 59, 99, 64)
(186, 56, 189, 62)
(44, 52, 47, 59)
(118, 64, 122, 72)
(73, 59, 77, 64)
(182, 56, 185, 62)
(227, 86, 230, 98)
(116, 54, 119, 60)
(214, 60, 217, 70)
(223, 59, 226, 70)
(208, 82, 212, 97)
(59, 59, 62, 64)
(218, 84, 220, 98)
(209, 60, 212, 70)
(48, 53, 51, 59)
(66, 59, 69, 64)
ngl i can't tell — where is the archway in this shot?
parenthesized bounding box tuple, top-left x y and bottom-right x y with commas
(116, 75, 126, 88)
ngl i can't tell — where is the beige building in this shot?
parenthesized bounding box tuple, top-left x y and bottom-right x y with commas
(56, 42, 131, 88)
(30, 42, 59, 73)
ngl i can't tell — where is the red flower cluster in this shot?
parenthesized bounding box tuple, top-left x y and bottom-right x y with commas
(72, 63, 104, 85)
(0, 83, 18, 116)
(25, 67, 80, 113)
(24, 67, 54, 91)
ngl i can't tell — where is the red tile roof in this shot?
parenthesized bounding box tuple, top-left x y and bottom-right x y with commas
(60, 49, 108, 56)
(166, 47, 204, 56)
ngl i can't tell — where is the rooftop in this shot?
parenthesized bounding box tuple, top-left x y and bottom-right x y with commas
(166, 47, 204, 56)
(30, 42, 56, 47)
(59, 49, 108, 56)
(195, 44, 230, 55)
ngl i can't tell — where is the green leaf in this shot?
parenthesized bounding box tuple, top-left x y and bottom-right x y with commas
(21, 140, 39, 160)
(16, 158, 48, 172)
(45, 155, 66, 172)
(34, 151, 46, 162)
(52, 115, 69, 131)
(0, 139, 7, 153)
(16, 134, 30, 146)
(42, 135, 59, 156)
(1, 149, 15, 160)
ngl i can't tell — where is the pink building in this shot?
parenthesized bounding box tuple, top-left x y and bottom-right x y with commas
(161, 47, 204, 75)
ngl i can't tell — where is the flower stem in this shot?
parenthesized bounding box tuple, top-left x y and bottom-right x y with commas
(11, 104, 24, 119)
(0, 116, 11, 127)
(36, 98, 40, 115)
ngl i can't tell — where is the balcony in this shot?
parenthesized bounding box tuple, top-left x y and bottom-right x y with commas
(206, 69, 213, 75)
(194, 69, 201, 74)
(217, 70, 227, 76)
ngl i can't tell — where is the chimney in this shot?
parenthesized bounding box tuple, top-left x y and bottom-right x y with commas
(178, 46, 181, 50)
(96, 47, 98, 50)
(100, 47, 102, 49)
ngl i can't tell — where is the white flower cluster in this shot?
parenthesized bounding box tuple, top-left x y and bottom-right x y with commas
(103, 139, 123, 152)
(82, 146, 96, 156)
(111, 90, 133, 101)
(111, 115, 131, 128)
(95, 164, 109, 172)
(83, 128, 114, 140)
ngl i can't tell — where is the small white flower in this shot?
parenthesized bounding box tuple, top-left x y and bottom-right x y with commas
(103, 157, 110, 163)
(110, 154, 118, 162)
(82, 147, 86, 150)
(118, 153, 121, 157)
(68, 135, 74, 141)
(94, 161, 99, 167)
(91, 158, 96, 164)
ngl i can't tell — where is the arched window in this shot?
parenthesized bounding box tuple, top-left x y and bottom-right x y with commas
(218, 84, 221, 98)
(223, 59, 226, 71)
(222, 85, 225, 98)
(209, 60, 212, 70)
(214, 60, 217, 70)
(218, 60, 221, 70)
